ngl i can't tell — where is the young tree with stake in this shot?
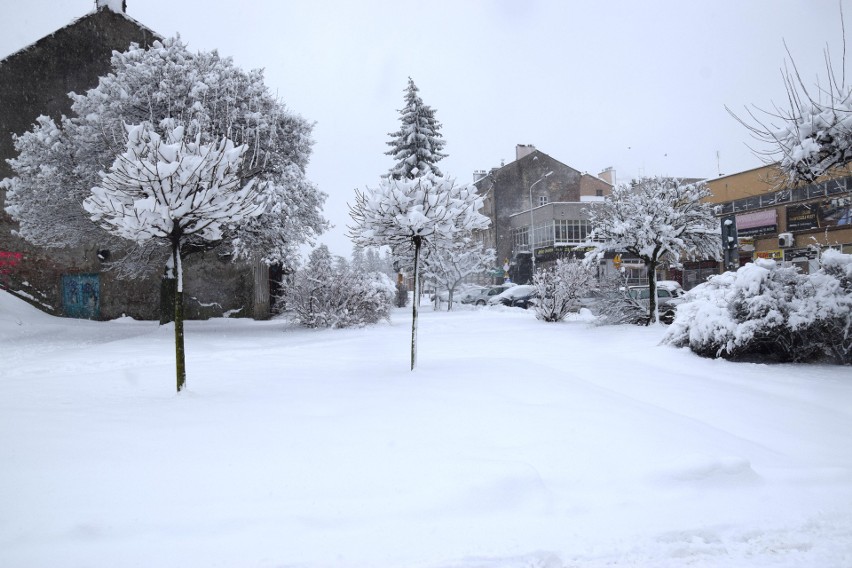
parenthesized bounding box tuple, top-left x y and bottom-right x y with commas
(348, 174, 489, 369)
(84, 121, 265, 392)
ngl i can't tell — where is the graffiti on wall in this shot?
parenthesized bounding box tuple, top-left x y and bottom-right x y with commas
(61, 273, 100, 319)
(0, 251, 23, 288)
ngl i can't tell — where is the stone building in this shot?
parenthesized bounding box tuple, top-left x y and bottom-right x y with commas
(0, 2, 272, 320)
(473, 144, 612, 283)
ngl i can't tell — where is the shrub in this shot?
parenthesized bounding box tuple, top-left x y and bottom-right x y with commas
(664, 253, 852, 364)
(279, 246, 395, 328)
(533, 258, 596, 322)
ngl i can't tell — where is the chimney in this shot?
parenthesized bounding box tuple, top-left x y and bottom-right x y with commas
(96, 0, 127, 13)
(598, 167, 616, 186)
(473, 170, 487, 183)
(516, 144, 536, 161)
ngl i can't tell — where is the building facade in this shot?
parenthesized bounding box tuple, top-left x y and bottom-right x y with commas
(474, 144, 612, 283)
(692, 164, 852, 287)
(0, 3, 274, 320)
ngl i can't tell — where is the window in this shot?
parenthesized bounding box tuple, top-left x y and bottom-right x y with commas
(595, 189, 603, 197)
(512, 227, 529, 251)
(532, 221, 554, 248)
(538, 195, 549, 207)
(554, 219, 590, 243)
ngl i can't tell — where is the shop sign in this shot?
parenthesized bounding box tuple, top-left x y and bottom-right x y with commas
(784, 247, 819, 262)
(786, 197, 852, 231)
(735, 209, 777, 237)
(533, 245, 585, 262)
(755, 249, 783, 260)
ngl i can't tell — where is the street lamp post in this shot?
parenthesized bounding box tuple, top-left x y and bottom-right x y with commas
(528, 171, 553, 280)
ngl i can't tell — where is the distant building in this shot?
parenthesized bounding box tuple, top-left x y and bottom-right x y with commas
(474, 144, 612, 283)
(0, 2, 273, 320)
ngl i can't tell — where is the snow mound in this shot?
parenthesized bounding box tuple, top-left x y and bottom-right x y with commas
(654, 454, 762, 487)
(0, 290, 54, 327)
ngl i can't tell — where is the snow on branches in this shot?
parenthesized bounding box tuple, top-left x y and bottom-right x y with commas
(422, 237, 495, 311)
(386, 77, 447, 180)
(664, 252, 852, 364)
(533, 258, 596, 323)
(585, 177, 720, 324)
(728, 14, 852, 185)
(349, 174, 489, 252)
(85, 121, 265, 251)
(83, 120, 264, 392)
(348, 173, 489, 368)
(3, 36, 326, 277)
(281, 245, 395, 329)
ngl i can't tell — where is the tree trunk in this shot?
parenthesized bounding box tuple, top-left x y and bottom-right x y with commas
(252, 259, 270, 320)
(173, 240, 187, 392)
(647, 259, 658, 326)
(410, 236, 422, 371)
(159, 265, 176, 325)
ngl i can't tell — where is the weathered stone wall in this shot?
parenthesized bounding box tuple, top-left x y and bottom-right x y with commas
(480, 150, 583, 264)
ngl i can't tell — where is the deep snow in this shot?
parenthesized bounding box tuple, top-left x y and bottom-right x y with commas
(1, 291, 851, 567)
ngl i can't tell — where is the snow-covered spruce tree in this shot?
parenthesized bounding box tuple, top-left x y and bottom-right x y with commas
(3, 36, 326, 308)
(281, 245, 395, 329)
(385, 77, 447, 180)
(584, 177, 721, 324)
(728, 14, 852, 185)
(664, 253, 852, 364)
(422, 236, 495, 311)
(349, 174, 489, 369)
(84, 121, 265, 392)
(533, 258, 597, 323)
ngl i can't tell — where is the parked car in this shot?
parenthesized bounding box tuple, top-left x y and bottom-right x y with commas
(488, 284, 537, 307)
(626, 280, 685, 323)
(459, 286, 490, 305)
(459, 283, 516, 306)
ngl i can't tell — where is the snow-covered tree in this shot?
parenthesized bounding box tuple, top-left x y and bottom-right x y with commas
(664, 252, 852, 364)
(533, 258, 597, 323)
(584, 177, 720, 324)
(422, 236, 495, 311)
(728, 18, 852, 185)
(349, 173, 489, 369)
(84, 121, 264, 392)
(281, 245, 395, 329)
(385, 77, 447, 180)
(3, 36, 326, 286)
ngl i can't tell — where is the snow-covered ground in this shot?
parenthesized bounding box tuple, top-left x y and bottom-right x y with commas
(1, 291, 851, 568)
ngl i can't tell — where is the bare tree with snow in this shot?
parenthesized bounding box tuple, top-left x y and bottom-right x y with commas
(348, 173, 489, 369)
(584, 177, 720, 325)
(728, 10, 852, 185)
(422, 237, 495, 311)
(533, 257, 597, 323)
(385, 78, 447, 180)
(84, 121, 265, 392)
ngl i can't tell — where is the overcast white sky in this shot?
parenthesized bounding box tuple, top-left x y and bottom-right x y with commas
(0, 0, 846, 257)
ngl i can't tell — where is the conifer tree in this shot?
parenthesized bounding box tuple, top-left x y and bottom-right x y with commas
(386, 78, 447, 180)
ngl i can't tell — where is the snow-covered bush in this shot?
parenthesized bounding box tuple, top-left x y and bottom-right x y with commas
(280, 246, 395, 329)
(589, 272, 649, 326)
(664, 253, 852, 364)
(533, 258, 596, 322)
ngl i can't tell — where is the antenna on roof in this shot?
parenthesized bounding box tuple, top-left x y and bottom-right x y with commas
(716, 151, 724, 177)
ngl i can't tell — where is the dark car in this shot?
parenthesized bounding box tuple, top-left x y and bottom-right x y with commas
(488, 284, 537, 308)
